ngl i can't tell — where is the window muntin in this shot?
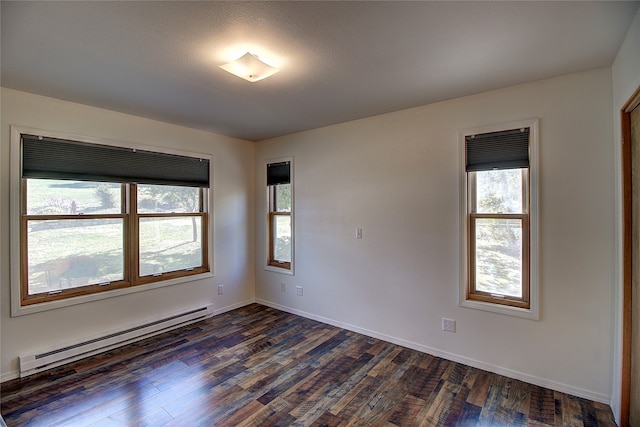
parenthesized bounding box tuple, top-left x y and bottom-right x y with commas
(470, 169, 528, 302)
(20, 163, 209, 306)
(468, 169, 530, 308)
(461, 122, 537, 315)
(269, 183, 292, 268)
(266, 159, 293, 272)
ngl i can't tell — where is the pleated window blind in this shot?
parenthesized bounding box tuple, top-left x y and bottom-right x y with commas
(465, 128, 530, 172)
(22, 134, 210, 188)
(266, 161, 290, 186)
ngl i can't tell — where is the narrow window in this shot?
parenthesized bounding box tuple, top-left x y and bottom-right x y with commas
(461, 121, 538, 317)
(267, 160, 293, 271)
(17, 132, 210, 306)
(468, 168, 529, 307)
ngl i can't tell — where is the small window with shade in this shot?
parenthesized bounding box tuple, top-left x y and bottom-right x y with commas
(460, 120, 539, 318)
(266, 159, 293, 272)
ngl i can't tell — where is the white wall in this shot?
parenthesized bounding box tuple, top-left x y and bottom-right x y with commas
(1, 66, 619, 407)
(256, 68, 615, 403)
(0, 88, 256, 380)
(611, 6, 640, 423)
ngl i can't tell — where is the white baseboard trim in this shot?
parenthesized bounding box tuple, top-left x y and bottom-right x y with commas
(256, 299, 610, 404)
(2, 298, 610, 405)
(213, 298, 257, 316)
(1, 371, 19, 383)
(1, 301, 257, 383)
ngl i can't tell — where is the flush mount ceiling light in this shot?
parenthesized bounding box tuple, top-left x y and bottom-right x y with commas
(219, 52, 279, 82)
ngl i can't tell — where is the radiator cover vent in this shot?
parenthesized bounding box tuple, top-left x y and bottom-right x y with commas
(19, 304, 213, 378)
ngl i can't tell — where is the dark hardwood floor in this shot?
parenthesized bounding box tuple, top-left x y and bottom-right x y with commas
(1, 304, 616, 426)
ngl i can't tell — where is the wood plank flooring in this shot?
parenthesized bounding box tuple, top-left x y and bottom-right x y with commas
(1, 304, 617, 426)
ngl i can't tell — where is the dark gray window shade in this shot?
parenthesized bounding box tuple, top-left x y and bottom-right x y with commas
(465, 128, 530, 172)
(267, 161, 290, 186)
(21, 134, 210, 188)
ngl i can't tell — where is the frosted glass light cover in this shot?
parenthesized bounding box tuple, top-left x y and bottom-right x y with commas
(219, 52, 279, 82)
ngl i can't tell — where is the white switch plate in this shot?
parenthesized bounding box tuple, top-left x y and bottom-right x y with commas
(356, 228, 363, 239)
(442, 318, 456, 333)
(281, 283, 286, 292)
(296, 286, 303, 296)
(218, 284, 224, 295)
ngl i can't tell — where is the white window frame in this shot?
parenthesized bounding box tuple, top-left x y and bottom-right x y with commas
(458, 119, 539, 320)
(10, 126, 214, 317)
(265, 156, 294, 276)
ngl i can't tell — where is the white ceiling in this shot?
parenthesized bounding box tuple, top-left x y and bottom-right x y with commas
(2, 1, 638, 141)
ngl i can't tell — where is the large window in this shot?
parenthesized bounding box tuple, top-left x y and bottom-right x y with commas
(460, 120, 538, 318)
(266, 160, 293, 272)
(15, 131, 210, 307)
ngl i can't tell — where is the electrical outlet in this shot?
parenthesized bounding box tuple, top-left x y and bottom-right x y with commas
(442, 318, 456, 333)
(281, 283, 286, 292)
(296, 286, 303, 296)
(356, 228, 363, 239)
(218, 284, 224, 295)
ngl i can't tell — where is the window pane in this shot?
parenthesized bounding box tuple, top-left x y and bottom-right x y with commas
(275, 184, 291, 212)
(26, 219, 124, 294)
(273, 215, 292, 262)
(26, 179, 121, 215)
(474, 218, 522, 298)
(139, 217, 202, 276)
(475, 169, 523, 214)
(137, 185, 200, 214)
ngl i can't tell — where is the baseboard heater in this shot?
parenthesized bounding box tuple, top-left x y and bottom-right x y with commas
(19, 304, 214, 378)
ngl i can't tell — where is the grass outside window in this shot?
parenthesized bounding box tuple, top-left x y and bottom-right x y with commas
(21, 179, 209, 306)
